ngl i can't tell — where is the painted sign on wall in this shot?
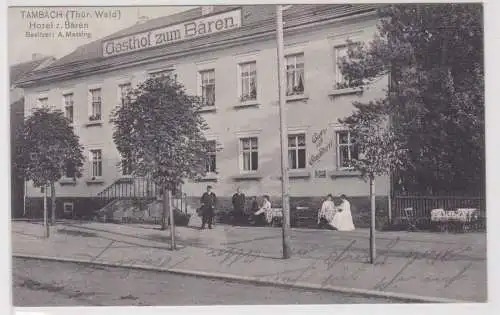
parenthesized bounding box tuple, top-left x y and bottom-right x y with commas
(309, 127, 335, 167)
(102, 9, 242, 57)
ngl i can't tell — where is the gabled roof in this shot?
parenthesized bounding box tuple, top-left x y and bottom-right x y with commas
(10, 56, 55, 85)
(17, 4, 380, 87)
(47, 5, 270, 68)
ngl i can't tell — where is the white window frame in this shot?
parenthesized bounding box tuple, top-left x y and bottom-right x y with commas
(198, 69, 216, 107)
(238, 137, 259, 173)
(63, 202, 74, 215)
(148, 68, 176, 80)
(120, 155, 133, 177)
(38, 96, 49, 108)
(88, 88, 102, 122)
(205, 140, 217, 174)
(285, 53, 305, 96)
(118, 82, 132, 106)
(89, 149, 103, 178)
(62, 92, 74, 123)
(238, 61, 257, 103)
(64, 160, 76, 179)
(288, 133, 307, 170)
(332, 40, 362, 89)
(334, 45, 349, 87)
(335, 129, 357, 170)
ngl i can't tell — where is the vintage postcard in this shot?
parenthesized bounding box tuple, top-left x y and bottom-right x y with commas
(7, 1, 491, 314)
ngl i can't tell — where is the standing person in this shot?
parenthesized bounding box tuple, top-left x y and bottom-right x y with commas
(332, 194, 355, 231)
(231, 187, 246, 225)
(250, 196, 259, 213)
(248, 196, 259, 225)
(200, 185, 217, 229)
(254, 195, 271, 226)
(317, 194, 336, 229)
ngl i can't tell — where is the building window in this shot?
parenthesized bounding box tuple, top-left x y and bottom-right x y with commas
(336, 131, 358, 169)
(121, 158, 132, 176)
(65, 160, 76, 178)
(63, 93, 74, 122)
(121, 152, 133, 176)
(38, 97, 48, 107)
(63, 202, 74, 215)
(199, 69, 215, 107)
(149, 69, 176, 80)
(90, 149, 103, 178)
(89, 89, 102, 121)
(335, 46, 348, 88)
(286, 53, 305, 96)
(239, 62, 257, 102)
(288, 134, 306, 169)
(204, 140, 217, 173)
(240, 137, 258, 171)
(201, 6, 214, 15)
(119, 83, 132, 106)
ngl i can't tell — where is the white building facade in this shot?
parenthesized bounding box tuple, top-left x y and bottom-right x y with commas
(18, 5, 390, 227)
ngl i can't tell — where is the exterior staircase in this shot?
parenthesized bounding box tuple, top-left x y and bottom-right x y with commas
(95, 177, 188, 223)
(97, 177, 158, 204)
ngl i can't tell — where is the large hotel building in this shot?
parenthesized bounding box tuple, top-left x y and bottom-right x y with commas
(17, 5, 391, 226)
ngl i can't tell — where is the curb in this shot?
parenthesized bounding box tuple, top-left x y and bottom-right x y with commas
(13, 254, 467, 304)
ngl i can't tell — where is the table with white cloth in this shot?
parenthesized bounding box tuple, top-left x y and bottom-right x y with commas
(430, 208, 480, 232)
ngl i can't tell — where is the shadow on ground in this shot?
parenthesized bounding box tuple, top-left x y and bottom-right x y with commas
(57, 229, 98, 238)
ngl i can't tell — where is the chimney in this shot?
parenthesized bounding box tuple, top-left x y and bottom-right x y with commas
(32, 53, 45, 61)
(201, 6, 214, 16)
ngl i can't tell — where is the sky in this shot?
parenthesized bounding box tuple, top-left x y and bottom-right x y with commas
(8, 6, 194, 66)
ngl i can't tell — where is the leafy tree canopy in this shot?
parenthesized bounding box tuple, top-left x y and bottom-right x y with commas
(18, 107, 85, 187)
(111, 75, 210, 190)
(339, 3, 484, 195)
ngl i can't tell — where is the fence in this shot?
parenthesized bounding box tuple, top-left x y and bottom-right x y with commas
(97, 177, 186, 208)
(392, 195, 486, 227)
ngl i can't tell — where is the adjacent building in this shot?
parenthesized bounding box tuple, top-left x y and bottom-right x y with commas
(10, 54, 55, 218)
(16, 5, 391, 226)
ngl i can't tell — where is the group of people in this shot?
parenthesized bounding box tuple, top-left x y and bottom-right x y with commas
(317, 194, 355, 231)
(231, 187, 271, 226)
(198, 185, 355, 231)
(198, 186, 271, 229)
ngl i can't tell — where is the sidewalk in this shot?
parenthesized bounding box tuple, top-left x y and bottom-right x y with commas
(11, 219, 487, 303)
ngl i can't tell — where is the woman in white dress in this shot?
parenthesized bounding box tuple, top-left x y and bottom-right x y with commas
(332, 194, 355, 231)
(317, 194, 336, 229)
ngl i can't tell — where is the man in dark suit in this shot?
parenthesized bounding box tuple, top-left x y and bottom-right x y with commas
(200, 185, 217, 229)
(231, 187, 246, 225)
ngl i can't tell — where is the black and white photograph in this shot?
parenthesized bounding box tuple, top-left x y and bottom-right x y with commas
(5, 1, 494, 313)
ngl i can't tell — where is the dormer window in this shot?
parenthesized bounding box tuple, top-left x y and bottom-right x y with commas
(201, 6, 214, 16)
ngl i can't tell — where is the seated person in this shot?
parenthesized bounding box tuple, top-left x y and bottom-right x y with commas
(253, 195, 271, 226)
(331, 194, 355, 231)
(317, 194, 336, 229)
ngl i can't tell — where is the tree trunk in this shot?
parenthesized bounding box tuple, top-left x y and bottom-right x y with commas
(168, 190, 176, 250)
(43, 185, 49, 238)
(369, 175, 376, 264)
(161, 186, 167, 230)
(50, 181, 56, 225)
(388, 172, 393, 225)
